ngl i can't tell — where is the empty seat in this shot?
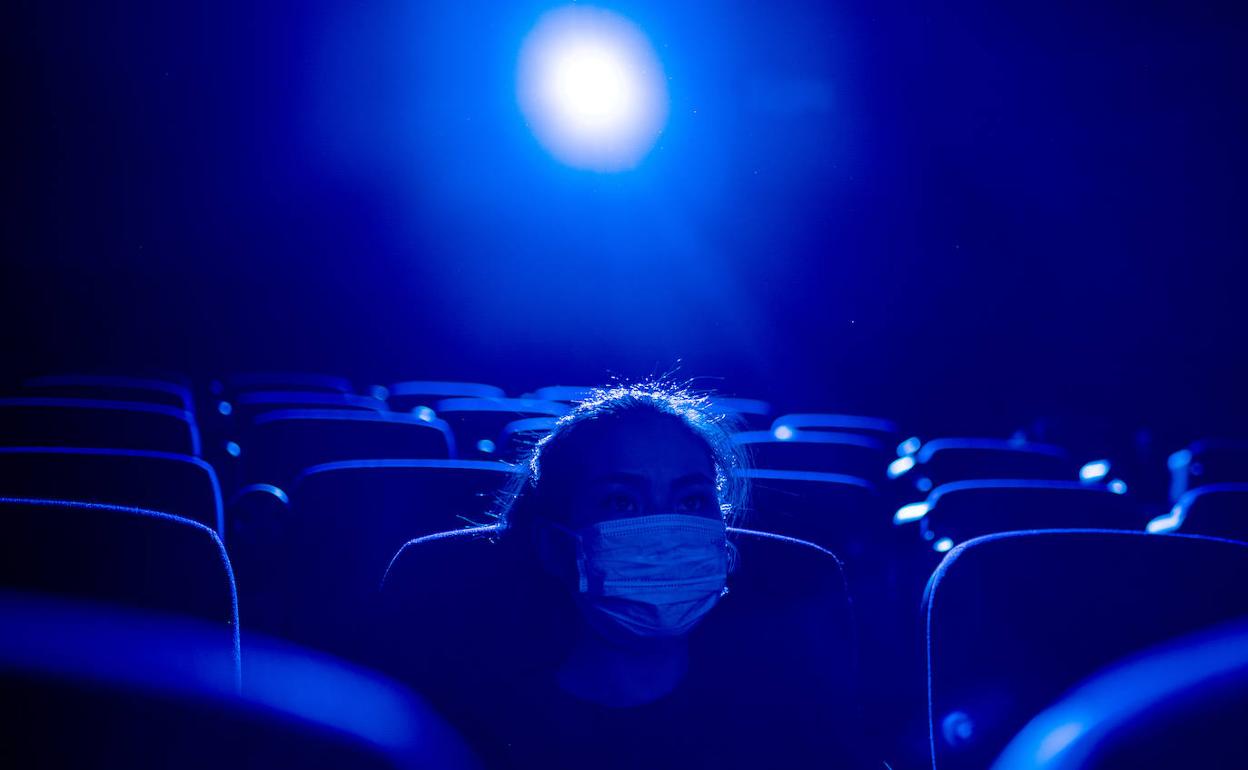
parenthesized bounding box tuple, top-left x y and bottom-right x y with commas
(387, 381, 506, 413)
(520, 385, 595, 404)
(0, 498, 238, 647)
(1148, 482, 1248, 542)
(227, 390, 386, 423)
(238, 409, 455, 484)
(0, 592, 478, 769)
(992, 618, 1248, 770)
(896, 438, 1075, 491)
(0, 397, 200, 455)
(710, 397, 773, 430)
(740, 469, 884, 559)
(897, 480, 1145, 550)
(221, 372, 353, 394)
(923, 530, 1248, 770)
(733, 429, 888, 478)
(23, 374, 194, 411)
(432, 398, 568, 458)
(375, 525, 860, 768)
(1168, 439, 1248, 502)
(770, 413, 899, 441)
(0, 447, 223, 534)
(259, 460, 520, 654)
(498, 417, 559, 461)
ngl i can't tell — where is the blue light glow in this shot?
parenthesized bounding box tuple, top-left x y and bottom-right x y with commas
(1108, 479, 1128, 495)
(225, 441, 241, 457)
(894, 501, 931, 524)
(887, 455, 916, 478)
(217, 401, 232, 416)
(773, 425, 795, 441)
(517, 5, 668, 172)
(1079, 459, 1110, 482)
(934, 537, 954, 553)
(1147, 505, 1183, 534)
(897, 436, 922, 456)
(917, 477, 934, 492)
(477, 439, 497, 454)
(413, 406, 436, 422)
(368, 385, 389, 401)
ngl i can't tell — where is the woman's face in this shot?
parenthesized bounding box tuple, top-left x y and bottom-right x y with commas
(562, 413, 720, 529)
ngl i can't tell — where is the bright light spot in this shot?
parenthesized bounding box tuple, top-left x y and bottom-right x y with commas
(1079, 460, 1110, 482)
(217, 401, 233, 416)
(1108, 479, 1128, 495)
(934, 537, 954, 553)
(1167, 448, 1192, 471)
(773, 425, 795, 441)
(368, 385, 389, 401)
(941, 711, 974, 747)
(413, 406, 435, 422)
(226, 441, 241, 458)
(1147, 505, 1183, 534)
(477, 439, 497, 454)
(897, 436, 922, 456)
(888, 455, 916, 478)
(917, 477, 934, 492)
(1036, 721, 1085, 763)
(517, 6, 668, 171)
(894, 502, 931, 524)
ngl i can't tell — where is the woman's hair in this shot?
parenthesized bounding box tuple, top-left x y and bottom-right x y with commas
(494, 379, 750, 535)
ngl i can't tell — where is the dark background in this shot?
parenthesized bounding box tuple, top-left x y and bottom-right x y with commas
(3, 0, 1245, 446)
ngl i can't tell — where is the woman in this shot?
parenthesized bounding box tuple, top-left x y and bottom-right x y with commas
(376, 382, 869, 768)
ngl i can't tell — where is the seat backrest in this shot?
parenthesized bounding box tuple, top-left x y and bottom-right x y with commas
(709, 397, 773, 430)
(1168, 439, 1248, 502)
(432, 398, 569, 458)
(0, 497, 238, 651)
(0, 447, 223, 534)
(916, 481, 1145, 547)
(1148, 482, 1248, 542)
(274, 461, 520, 654)
(0, 592, 478, 770)
(740, 469, 884, 559)
(387, 381, 507, 413)
(924, 529, 1248, 770)
(521, 385, 595, 404)
(228, 390, 385, 424)
(240, 409, 455, 484)
(733, 429, 887, 478)
(0, 397, 200, 455)
(770, 413, 899, 440)
(907, 438, 1075, 490)
(23, 374, 194, 411)
(222, 372, 353, 394)
(375, 525, 857, 719)
(498, 417, 559, 461)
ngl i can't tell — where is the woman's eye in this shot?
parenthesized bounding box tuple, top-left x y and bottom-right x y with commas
(603, 492, 637, 512)
(677, 494, 711, 512)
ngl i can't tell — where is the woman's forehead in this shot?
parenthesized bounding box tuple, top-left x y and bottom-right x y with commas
(567, 413, 715, 480)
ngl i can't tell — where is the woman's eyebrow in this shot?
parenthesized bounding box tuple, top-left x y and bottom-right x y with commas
(673, 472, 716, 487)
(587, 471, 649, 487)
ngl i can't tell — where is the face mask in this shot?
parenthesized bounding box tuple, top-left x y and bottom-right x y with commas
(551, 514, 731, 640)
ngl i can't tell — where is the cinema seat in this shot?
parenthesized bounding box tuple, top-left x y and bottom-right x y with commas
(23, 374, 194, 411)
(521, 385, 595, 403)
(992, 617, 1248, 770)
(498, 417, 559, 461)
(0, 447, 224, 534)
(770, 413, 899, 441)
(710, 397, 773, 430)
(733, 429, 888, 479)
(228, 390, 386, 423)
(900, 480, 1145, 549)
(0, 498, 238, 654)
(238, 409, 455, 484)
(221, 372, 353, 394)
(1168, 439, 1248, 502)
(0, 397, 200, 455)
(387, 381, 506, 413)
(897, 438, 1075, 491)
(268, 460, 520, 654)
(1147, 482, 1248, 542)
(923, 530, 1248, 770)
(375, 526, 860, 767)
(0, 592, 479, 769)
(432, 398, 568, 458)
(740, 468, 884, 559)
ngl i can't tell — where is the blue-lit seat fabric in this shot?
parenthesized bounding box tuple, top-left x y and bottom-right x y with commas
(733, 429, 888, 479)
(375, 525, 864, 768)
(387, 381, 507, 413)
(0, 447, 224, 534)
(432, 397, 568, 459)
(23, 373, 194, 411)
(1149, 482, 1248, 542)
(923, 530, 1248, 770)
(0, 397, 200, 455)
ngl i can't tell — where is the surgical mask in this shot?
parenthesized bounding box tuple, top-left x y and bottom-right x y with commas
(551, 514, 731, 639)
